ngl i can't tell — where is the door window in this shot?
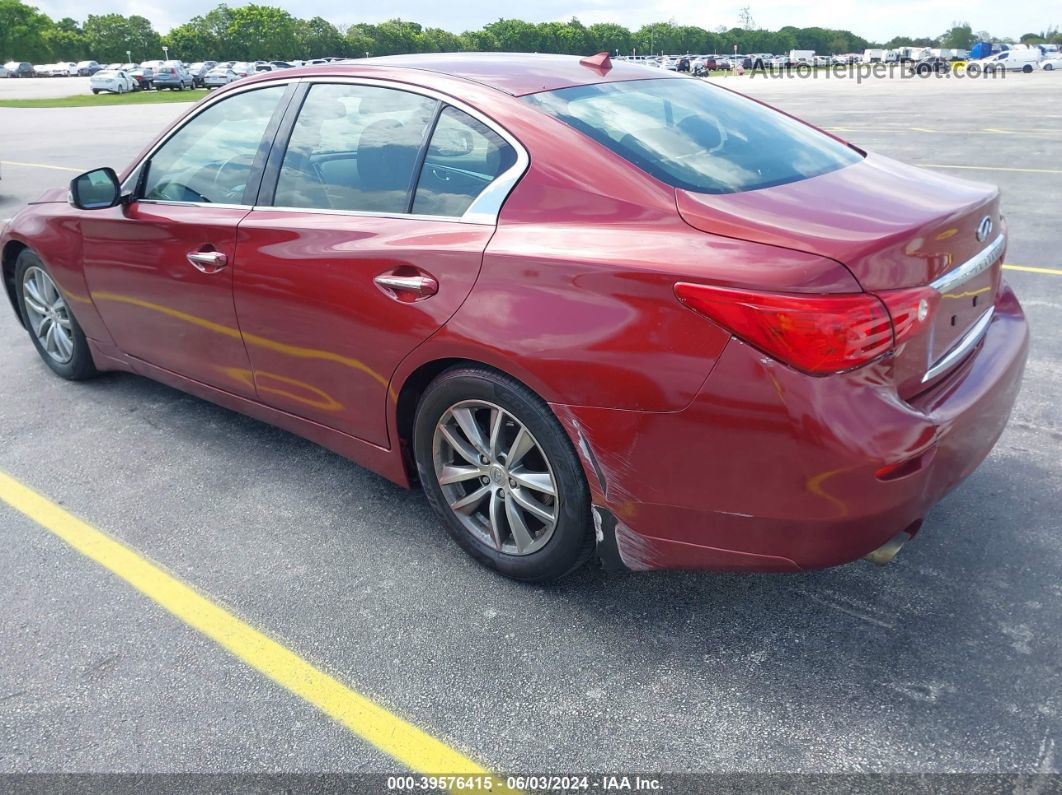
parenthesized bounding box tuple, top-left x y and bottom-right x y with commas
(274, 84, 438, 213)
(412, 107, 517, 217)
(141, 86, 286, 205)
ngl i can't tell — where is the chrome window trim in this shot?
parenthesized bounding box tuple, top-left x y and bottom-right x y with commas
(136, 199, 251, 210)
(252, 204, 485, 225)
(119, 79, 299, 196)
(267, 76, 529, 224)
(922, 307, 994, 383)
(930, 233, 1005, 294)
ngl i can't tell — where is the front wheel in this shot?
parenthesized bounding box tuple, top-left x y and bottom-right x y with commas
(414, 367, 593, 582)
(15, 250, 98, 381)
(1023, 64, 1033, 73)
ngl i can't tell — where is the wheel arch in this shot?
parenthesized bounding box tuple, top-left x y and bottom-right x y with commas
(392, 355, 559, 485)
(2, 240, 29, 328)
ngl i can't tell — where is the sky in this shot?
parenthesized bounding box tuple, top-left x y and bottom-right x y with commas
(30, 0, 1061, 41)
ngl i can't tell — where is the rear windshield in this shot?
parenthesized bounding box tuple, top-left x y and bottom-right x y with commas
(524, 78, 862, 194)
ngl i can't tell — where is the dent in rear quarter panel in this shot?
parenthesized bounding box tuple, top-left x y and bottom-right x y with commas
(5, 205, 115, 346)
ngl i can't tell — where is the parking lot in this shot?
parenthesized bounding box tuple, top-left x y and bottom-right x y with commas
(1, 71, 1060, 780)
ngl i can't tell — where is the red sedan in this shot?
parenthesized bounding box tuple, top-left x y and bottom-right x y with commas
(0, 54, 1028, 581)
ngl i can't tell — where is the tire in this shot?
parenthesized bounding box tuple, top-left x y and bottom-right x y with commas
(14, 250, 98, 381)
(91, 89, 99, 94)
(117, 85, 124, 94)
(1045, 63, 1054, 71)
(414, 366, 593, 582)
(1023, 64, 1033, 73)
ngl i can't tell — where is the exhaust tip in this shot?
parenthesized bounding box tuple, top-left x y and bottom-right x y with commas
(863, 530, 913, 566)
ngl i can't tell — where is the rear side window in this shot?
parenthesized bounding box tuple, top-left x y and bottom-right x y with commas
(274, 83, 438, 213)
(141, 86, 285, 204)
(525, 78, 861, 194)
(412, 107, 517, 217)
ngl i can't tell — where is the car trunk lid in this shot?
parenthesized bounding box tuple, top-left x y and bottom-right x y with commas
(676, 153, 1004, 394)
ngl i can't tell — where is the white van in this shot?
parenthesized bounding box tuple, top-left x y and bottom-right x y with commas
(980, 48, 1042, 73)
(862, 49, 885, 63)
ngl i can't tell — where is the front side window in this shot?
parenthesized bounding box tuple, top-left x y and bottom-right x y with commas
(274, 84, 438, 213)
(412, 106, 517, 217)
(525, 78, 862, 194)
(142, 86, 285, 204)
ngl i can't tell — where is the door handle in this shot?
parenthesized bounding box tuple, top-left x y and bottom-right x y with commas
(187, 250, 228, 274)
(374, 273, 439, 301)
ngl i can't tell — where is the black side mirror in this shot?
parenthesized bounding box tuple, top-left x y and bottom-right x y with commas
(70, 167, 122, 210)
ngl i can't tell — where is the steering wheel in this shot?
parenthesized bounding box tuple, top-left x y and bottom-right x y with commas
(212, 154, 255, 202)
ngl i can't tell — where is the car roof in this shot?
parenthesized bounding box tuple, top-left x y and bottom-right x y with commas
(334, 52, 677, 96)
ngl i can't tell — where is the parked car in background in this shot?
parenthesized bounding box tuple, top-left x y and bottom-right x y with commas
(153, 62, 194, 90)
(269, 61, 294, 69)
(77, 61, 101, 76)
(89, 69, 137, 94)
(977, 47, 1042, 73)
(230, 61, 255, 79)
(914, 56, 953, 76)
(0, 65, 9, 78)
(202, 66, 237, 88)
(58, 62, 79, 76)
(4, 61, 35, 78)
(187, 61, 217, 86)
(127, 66, 154, 89)
(1037, 55, 1061, 71)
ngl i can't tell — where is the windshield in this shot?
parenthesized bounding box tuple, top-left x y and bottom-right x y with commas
(524, 78, 862, 194)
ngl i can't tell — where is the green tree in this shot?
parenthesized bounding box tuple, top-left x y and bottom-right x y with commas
(44, 17, 88, 60)
(587, 23, 631, 55)
(939, 22, 976, 50)
(295, 16, 345, 58)
(83, 13, 161, 62)
(483, 19, 541, 52)
(163, 17, 217, 62)
(345, 24, 377, 57)
(419, 27, 464, 53)
(223, 4, 297, 60)
(0, 0, 54, 62)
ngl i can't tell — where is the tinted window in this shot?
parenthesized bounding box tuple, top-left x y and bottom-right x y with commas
(412, 107, 517, 217)
(525, 78, 861, 194)
(274, 84, 438, 213)
(142, 86, 284, 204)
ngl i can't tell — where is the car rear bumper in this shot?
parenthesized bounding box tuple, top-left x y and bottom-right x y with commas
(554, 282, 1029, 572)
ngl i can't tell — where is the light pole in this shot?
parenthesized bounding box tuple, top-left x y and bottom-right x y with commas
(162, 45, 169, 61)
(126, 50, 131, 63)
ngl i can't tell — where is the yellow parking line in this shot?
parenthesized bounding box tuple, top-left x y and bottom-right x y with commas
(0, 470, 501, 781)
(919, 163, 1062, 175)
(1004, 264, 1062, 276)
(0, 159, 83, 173)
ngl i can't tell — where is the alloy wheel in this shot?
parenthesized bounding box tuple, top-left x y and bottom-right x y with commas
(432, 400, 560, 555)
(22, 266, 75, 364)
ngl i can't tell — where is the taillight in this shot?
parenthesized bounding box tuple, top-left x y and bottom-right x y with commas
(674, 282, 938, 375)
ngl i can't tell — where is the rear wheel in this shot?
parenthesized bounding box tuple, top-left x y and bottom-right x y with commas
(15, 250, 98, 381)
(91, 89, 99, 94)
(414, 367, 593, 582)
(1023, 64, 1033, 73)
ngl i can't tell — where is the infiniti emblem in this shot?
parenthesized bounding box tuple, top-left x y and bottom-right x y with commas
(975, 216, 993, 243)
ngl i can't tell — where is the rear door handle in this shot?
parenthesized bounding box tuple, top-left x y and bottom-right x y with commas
(374, 273, 439, 301)
(187, 250, 228, 274)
